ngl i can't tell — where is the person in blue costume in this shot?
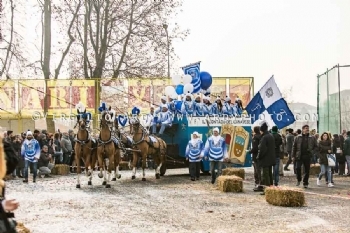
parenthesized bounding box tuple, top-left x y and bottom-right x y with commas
(181, 92, 195, 116)
(185, 131, 204, 181)
(168, 95, 177, 114)
(155, 96, 168, 114)
(222, 96, 236, 116)
(202, 127, 228, 184)
(211, 96, 223, 116)
(21, 130, 41, 183)
(144, 106, 155, 133)
(193, 94, 203, 116)
(235, 96, 243, 116)
(201, 96, 213, 116)
(152, 104, 172, 135)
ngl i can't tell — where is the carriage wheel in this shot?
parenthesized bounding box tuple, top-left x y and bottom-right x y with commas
(160, 163, 167, 176)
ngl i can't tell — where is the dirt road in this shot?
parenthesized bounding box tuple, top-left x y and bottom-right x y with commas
(5, 167, 350, 233)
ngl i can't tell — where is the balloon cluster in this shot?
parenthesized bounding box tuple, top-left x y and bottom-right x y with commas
(164, 71, 213, 97)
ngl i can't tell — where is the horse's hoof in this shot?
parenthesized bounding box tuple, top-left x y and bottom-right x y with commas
(111, 178, 116, 181)
(132, 175, 136, 180)
(118, 174, 121, 179)
(105, 184, 111, 188)
(142, 178, 146, 181)
(102, 181, 107, 185)
(156, 174, 160, 179)
(76, 184, 81, 188)
(160, 173, 164, 176)
(87, 181, 92, 185)
(98, 173, 103, 178)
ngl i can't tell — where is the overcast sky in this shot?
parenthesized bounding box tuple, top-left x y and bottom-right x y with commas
(171, 0, 350, 106)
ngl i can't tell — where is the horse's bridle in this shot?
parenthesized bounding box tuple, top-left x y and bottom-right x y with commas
(98, 111, 114, 144)
(75, 116, 91, 145)
(129, 118, 146, 145)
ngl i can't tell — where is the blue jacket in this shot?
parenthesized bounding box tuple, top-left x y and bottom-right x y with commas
(21, 138, 41, 162)
(203, 136, 228, 161)
(181, 101, 195, 115)
(185, 139, 204, 162)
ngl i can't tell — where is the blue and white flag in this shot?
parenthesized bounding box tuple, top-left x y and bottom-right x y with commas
(245, 75, 295, 129)
(182, 62, 200, 80)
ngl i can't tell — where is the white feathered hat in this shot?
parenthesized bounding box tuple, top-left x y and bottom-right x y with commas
(75, 101, 86, 112)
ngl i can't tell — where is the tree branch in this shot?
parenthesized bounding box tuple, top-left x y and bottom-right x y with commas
(54, 0, 81, 79)
(112, 0, 134, 79)
(0, 0, 15, 77)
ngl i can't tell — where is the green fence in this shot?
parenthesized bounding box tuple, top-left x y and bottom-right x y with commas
(317, 64, 350, 134)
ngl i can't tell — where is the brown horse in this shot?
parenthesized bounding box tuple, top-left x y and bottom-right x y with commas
(129, 117, 167, 181)
(97, 109, 122, 188)
(74, 110, 97, 188)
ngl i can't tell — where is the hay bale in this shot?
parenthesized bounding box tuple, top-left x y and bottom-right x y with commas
(51, 164, 70, 175)
(265, 186, 305, 207)
(217, 175, 243, 192)
(282, 157, 289, 164)
(222, 167, 245, 179)
(16, 222, 30, 233)
(309, 164, 321, 176)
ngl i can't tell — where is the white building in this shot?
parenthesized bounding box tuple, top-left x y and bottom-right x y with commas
(288, 102, 317, 131)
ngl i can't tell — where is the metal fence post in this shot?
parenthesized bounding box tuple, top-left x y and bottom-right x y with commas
(338, 64, 341, 132)
(326, 68, 329, 131)
(317, 74, 319, 132)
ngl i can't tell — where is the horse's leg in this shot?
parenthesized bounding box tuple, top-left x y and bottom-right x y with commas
(105, 149, 114, 188)
(155, 154, 162, 179)
(102, 158, 108, 185)
(85, 148, 93, 186)
(76, 149, 81, 188)
(141, 153, 147, 181)
(131, 151, 137, 180)
(97, 148, 106, 185)
(115, 149, 121, 179)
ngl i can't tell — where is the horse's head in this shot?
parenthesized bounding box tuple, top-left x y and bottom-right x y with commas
(129, 116, 140, 135)
(77, 109, 88, 130)
(100, 106, 115, 128)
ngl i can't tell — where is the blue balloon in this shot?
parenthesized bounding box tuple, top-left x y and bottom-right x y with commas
(191, 77, 201, 93)
(175, 84, 184, 95)
(200, 71, 213, 90)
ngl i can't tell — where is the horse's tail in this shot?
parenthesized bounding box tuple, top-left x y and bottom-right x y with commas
(159, 139, 167, 162)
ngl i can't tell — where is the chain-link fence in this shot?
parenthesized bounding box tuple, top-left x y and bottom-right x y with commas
(317, 64, 350, 134)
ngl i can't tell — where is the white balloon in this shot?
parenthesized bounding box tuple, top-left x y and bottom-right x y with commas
(165, 86, 175, 96)
(183, 83, 194, 94)
(183, 74, 192, 84)
(170, 93, 178, 99)
(172, 75, 182, 85)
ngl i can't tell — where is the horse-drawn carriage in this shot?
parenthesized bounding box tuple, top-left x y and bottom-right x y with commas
(72, 102, 253, 188)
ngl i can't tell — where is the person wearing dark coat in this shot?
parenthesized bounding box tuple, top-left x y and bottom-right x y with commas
(333, 134, 345, 175)
(292, 125, 318, 188)
(249, 126, 262, 191)
(257, 122, 276, 194)
(343, 131, 350, 176)
(316, 132, 333, 187)
(284, 128, 295, 171)
(271, 126, 282, 186)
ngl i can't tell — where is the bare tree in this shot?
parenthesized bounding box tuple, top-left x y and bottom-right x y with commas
(0, 0, 27, 79)
(69, 0, 188, 79)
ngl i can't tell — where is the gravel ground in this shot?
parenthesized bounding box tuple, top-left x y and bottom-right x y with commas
(5, 167, 350, 233)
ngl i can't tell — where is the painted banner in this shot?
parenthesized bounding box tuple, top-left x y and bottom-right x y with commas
(19, 80, 46, 116)
(46, 80, 95, 115)
(0, 81, 16, 116)
(101, 78, 128, 114)
(128, 79, 151, 114)
(229, 78, 252, 107)
(210, 78, 227, 101)
(152, 78, 172, 108)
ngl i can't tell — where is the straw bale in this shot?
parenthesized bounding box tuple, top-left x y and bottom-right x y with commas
(282, 157, 289, 164)
(51, 164, 70, 175)
(222, 167, 245, 179)
(265, 186, 305, 207)
(217, 175, 243, 192)
(17, 222, 31, 233)
(309, 164, 321, 176)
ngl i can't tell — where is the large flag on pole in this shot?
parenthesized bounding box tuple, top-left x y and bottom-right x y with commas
(245, 75, 295, 129)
